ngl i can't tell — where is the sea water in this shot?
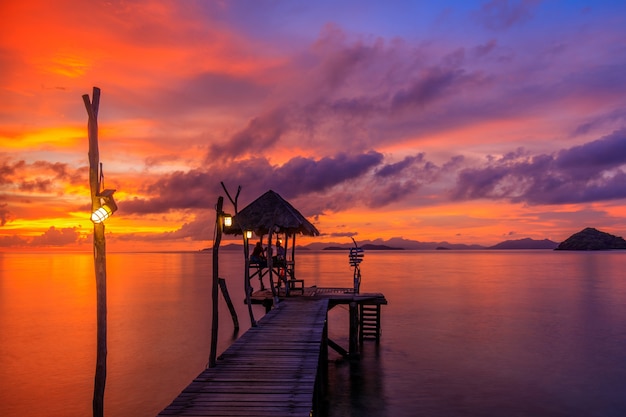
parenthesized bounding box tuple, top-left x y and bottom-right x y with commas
(1, 250, 626, 417)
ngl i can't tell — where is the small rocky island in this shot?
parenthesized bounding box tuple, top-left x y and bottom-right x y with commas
(556, 227, 626, 250)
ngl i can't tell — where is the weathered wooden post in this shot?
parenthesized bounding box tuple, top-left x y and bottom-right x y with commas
(242, 229, 257, 326)
(267, 228, 281, 306)
(221, 182, 256, 327)
(83, 87, 106, 417)
(209, 197, 225, 368)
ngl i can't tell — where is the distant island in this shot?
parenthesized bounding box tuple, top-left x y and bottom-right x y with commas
(556, 227, 626, 251)
(488, 238, 559, 250)
(320, 238, 559, 251)
(206, 238, 560, 251)
(323, 244, 403, 251)
(204, 230, 626, 252)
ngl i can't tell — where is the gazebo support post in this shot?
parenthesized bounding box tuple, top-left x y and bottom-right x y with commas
(267, 230, 279, 306)
(243, 231, 256, 326)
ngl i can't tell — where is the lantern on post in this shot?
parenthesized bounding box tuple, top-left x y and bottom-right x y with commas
(91, 189, 118, 224)
(223, 214, 233, 227)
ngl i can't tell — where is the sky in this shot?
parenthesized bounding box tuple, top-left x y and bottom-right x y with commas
(2, 0, 626, 251)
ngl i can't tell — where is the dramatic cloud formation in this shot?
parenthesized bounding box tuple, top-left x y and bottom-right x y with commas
(1, 0, 626, 250)
(453, 129, 626, 204)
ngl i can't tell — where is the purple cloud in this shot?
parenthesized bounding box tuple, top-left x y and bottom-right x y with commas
(274, 151, 383, 197)
(376, 154, 425, 177)
(556, 129, 626, 176)
(391, 67, 468, 110)
(122, 151, 384, 215)
(209, 108, 290, 160)
(452, 129, 626, 204)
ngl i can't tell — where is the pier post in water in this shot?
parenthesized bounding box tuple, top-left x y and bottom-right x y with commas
(349, 301, 360, 358)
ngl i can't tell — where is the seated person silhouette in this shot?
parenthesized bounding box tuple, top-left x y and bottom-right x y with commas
(273, 240, 286, 267)
(250, 241, 267, 267)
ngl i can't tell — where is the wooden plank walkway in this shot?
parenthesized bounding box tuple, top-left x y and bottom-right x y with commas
(157, 298, 329, 417)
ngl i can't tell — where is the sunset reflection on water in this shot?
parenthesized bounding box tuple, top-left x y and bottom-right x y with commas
(2, 250, 626, 417)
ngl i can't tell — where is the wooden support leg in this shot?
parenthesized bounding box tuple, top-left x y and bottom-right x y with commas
(259, 272, 265, 290)
(314, 317, 329, 413)
(349, 302, 359, 359)
(218, 278, 239, 331)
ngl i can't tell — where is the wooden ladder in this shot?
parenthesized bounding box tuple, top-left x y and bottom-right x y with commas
(359, 304, 381, 343)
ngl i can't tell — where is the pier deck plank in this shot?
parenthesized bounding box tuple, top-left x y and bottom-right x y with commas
(157, 299, 329, 417)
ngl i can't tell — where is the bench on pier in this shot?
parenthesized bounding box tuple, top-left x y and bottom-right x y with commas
(287, 278, 304, 293)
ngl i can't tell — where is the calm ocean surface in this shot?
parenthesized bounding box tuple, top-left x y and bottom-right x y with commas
(1, 250, 626, 417)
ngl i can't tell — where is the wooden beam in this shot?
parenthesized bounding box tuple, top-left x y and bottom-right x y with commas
(327, 338, 349, 358)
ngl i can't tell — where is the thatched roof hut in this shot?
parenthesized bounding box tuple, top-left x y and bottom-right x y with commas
(225, 190, 320, 238)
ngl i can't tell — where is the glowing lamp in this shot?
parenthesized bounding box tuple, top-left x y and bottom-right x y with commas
(245, 230, 253, 239)
(223, 214, 233, 227)
(91, 189, 118, 224)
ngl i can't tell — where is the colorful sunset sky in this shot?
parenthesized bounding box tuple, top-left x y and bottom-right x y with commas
(2, 0, 626, 251)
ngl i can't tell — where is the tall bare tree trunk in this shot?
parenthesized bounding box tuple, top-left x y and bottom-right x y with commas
(83, 87, 107, 417)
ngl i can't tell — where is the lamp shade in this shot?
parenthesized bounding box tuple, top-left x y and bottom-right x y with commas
(223, 214, 233, 227)
(91, 189, 118, 223)
(91, 204, 114, 223)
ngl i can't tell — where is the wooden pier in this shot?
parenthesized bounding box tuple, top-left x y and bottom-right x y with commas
(162, 189, 389, 415)
(158, 286, 387, 416)
(251, 286, 387, 356)
(158, 299, 330, 417)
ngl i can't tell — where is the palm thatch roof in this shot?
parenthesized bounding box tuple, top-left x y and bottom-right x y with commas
(225, 190, 320, 237)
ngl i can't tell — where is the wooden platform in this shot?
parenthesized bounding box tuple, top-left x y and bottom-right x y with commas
(250, 286, 388, 305)
(249, 286, 387, 359)
(157, 299, 329, 417)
